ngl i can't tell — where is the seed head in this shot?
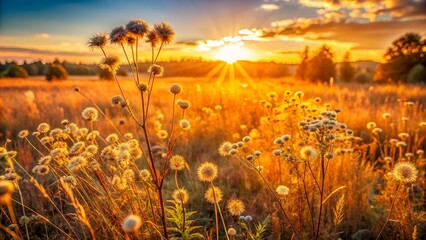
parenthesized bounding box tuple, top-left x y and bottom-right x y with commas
(37, 123, 50, 133)
(81, 107, 98, 121)
(218, 141, 233, 156)
(197, 162, 218, 182)
(122, 215, 142, 233)
(169, 155, 186, 171)
(110, 26, 128, 44)
(146, 30, 160, 47)
(88, 32, 108, 50)
(228, 228, 237, 236)
(126, 19, 149, 37)
(177, 100, 191, 110)
(276, 185, 289, 196)
(18, 130, 29, 139)
(392, 161, 418, 183)
(111, 95, 124, 105)
(227, 199, 245, 216)
(169, 83, 183, 94)
(366, 122, 376, 129)
(300, 146, 317, 160)
(138, 83, 148, 92)
(382, 113, 391, 119)
(172, 188, 189, 204)
(154, 22, 175, 44)
(204, 186, 223, 204)
(148, 64, 164, 77)
(179, 119, 191, 130)
(242, 136, 251, 142)
(100, 56, 120, 73)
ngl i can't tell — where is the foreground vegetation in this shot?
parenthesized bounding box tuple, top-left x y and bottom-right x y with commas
(0, 19, 425, 240)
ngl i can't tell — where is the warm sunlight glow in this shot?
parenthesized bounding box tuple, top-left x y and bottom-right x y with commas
(217, 44, 250, 64)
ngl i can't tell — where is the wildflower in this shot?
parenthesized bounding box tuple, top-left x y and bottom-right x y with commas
(101, 146, 118, 161)
(396, 141, 407, 148)
(229, 149, 238, 155)
(148, 64, 164, 77)
(392, 161, 418, 183)
(372, 128, 382, 135)
(40, 136, 54, 145)
(273, 149, 282, 156)
(215, 105, 222, 111)
(61, 119, 69, 126)
(169, 155, 186, 171)
(294, 91, 304, 98)
(179, 119, 191, 130)
(169, 83, 183, 94)
(49, 128, 63, 139)
(227, 199, 245, 216)
(157, 130, 168, 139)
(100, 56, 120, 73)
(276, 185, 289, 196)
(398, 133, 409, 139)
(70, 141, 86, 155)
(139, 169, 151, 181)
(0, 180, 15, 205)
(154, 22, 175, 44)
(204, 186, 223, 204)
(33, 165, 49, 175)
(176, 100, 191, 109)
(124, 133, 133, 141)
(106, 134, 119, 144)
(18, 130, 29, 139)
(36, 123, 50, 133)
(254, 151, 262, 157)
(68, 156, 87, 172)
(237, 141, 244, 148)
(146, 30, 159, 47)
(62, 176, 77, 186)
(110, 26, 127, 44)
(126, 19, 149, 37)
(242, 136, 251, 142)
(246, 155, 254, 161)
(244, 215, 253, 222)
(366, 122, 376, 129)
(122, 215, 142, 233)
(38, 156, 52, 165)
(300, 146, 317, 160)
(138, 83, 148, 92)
(382, 113, 391, 119)
(87, 32, 108, 50)
(81, 107, 98, 121)
(218, 141, 233, 156)
(111, 95, 124, 105)
(172, 188, 189, 204)
(274, 137, 284, 145)
(282, 135, 290, 141)
(85, 145, 98, 156)
(228, 228, 237, 236)
(86, 131, 99, 141)
(119, 100, 128, 108)
(197, 162, 218, 182)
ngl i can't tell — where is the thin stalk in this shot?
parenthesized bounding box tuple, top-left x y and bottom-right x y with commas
(16, 184, 30, 240)
(314, 155, 326, 240)
(376, 182, 402, 240)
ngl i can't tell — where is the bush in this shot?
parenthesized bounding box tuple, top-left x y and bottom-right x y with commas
(3, 64, 29, 78)
(352, 69, 372, 84)
(407, 63, 426, 83)
(45, 63, 68, 81)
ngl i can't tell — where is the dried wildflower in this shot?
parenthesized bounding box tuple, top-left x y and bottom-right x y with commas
(242, 136, 251, 142)
(40, 136, 54, 145)
(62, 176, 77, 186)
(179, 119, 191, 130)
(86, 131, 99, 141)
(228, 228, 237, 236)
(157, 130, 168, 139)
(169, 155, 186, 171)
(111, 95, 124, 105)
(169, 83, 183, 95)
(294, 91, 304, 98)
(372, 128, 382, 135)
(172, 188, 189, 204)
(138, 83, 148, 92)
(139, 169, 151, 181)
(218, 141, 233, 157)
(19, 216, 31, 226)
(119, 100, 128, 108)
(18, 130, 29, 139)
(81, 107, 99, 121)
(204, 186, 223, 204)
(396, 141, 407, 148)
(273, 149, 282, 156)
(33, 165, 49, 175)
(146, 30, 159, 47)
(38, 156, 52, 165)
(229, 149, 238, 155)
(101, 146, 118, 161)
(300, 146, 317, 160)
(110, 26, 127, 44)
(70, 141, 85, 155)
(274, 137, 284, 145)
(68, 156, 87, 172)
(122, 215, 142, 233)
(100, 56, 120, 73)
(148, 64, 164, 77)
(382, 113, 391, 119)
(276, 185, 289, 196)
(106, 134, 119, 144)
(254, 151, 262, 157)
(366, 122, 376, 129)
(392, 161, 418, 183)
(154, 22, 175, 44)
(85, 145, 98, 156)
(88, 32, 108, 50)
(398, 133, 409, 139)
(176, 99, 191, 109)
(197, 162, 218, 182)
(126, 19, 149, 37)
(0, 180, 15, 205)
(124, 133, 133, 140)
(61, 119, 69, 126)
(227, 199, 245, 216)
(37, 123, 50, 133)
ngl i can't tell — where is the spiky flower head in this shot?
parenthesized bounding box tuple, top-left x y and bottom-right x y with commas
(110, 26, 128, 44)
(392, 161, 418, 183)
(122, 215, 142, 233)
(197, 162, 218, 182)
(106, 133, 119, 144)
(154, 22, 175, 44)
(126, 19, 149, 37)
(172, 188, 189, 204)
(81, 107, 98, 121)
(70, 141, 86, 155)
(100, 56, 120, 73)
(179, 119, 191, 130)
(218, 141, 233, 157)
(37, 123, 50, 133)
(18, 130, 29, 139)
(227, 199, 245, 216)
(88, 32, 108, 50)
(148, 64, 164, 77)
(276, 185, 290, 196)
(169, 83, 183, 95)
(300, 146, 317, 160)
(138, 83, 148, 92)
(204, 186, 223, 204)
(146, 30, 160, 47)
(169, 155, 186, 171)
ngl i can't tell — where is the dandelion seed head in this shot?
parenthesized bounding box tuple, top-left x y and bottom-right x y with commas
(179, 119, 191, 130)
(70, 141, 86, 155)
(148, 64, 164, 77)
(392, 161, 418, 183)
(37, 123, 50, 133)
(204, 186, 223, 204)
(218, 141, 233, 156)
(172, 188, 189, 204)
(301, 146, 317, 160)
(154, 22, 175, 44)
(106, 134, 119, 144)
(227, 199, 245, 216)
(197, 162, 218, 182)
(276, 185, 290, 196)
(169, 83, 183, 95)
(169, 155, 186, 171)
(122, 215, 142, 233)
(88, 32, 108, 49)
(68, 156, 87, 172)
(81, 107, 98, 121)
(19, 216, 31, 225)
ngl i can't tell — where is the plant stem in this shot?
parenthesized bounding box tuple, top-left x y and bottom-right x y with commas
(376, 182, 402, 240)
(314, 155, 326, 240)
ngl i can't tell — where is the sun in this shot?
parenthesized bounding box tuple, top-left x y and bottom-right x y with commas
(217, 44, 250, 64)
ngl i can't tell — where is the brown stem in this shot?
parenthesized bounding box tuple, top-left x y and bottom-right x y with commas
(376, 182, 402, 240)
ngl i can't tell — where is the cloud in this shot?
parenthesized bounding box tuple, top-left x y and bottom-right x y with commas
(33, 33, 49, 38)
(0, 46, 93, 57)
(260, 4, 280, 11)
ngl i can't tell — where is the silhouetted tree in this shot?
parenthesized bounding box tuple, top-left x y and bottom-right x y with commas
(3, 63, 29, 78)
(407, 64, 426, 83)
(305, 45, 335, 83)
(376, 32, 426, 83)
(295, 46, 309, 80)
(45, 63, 68, 81)
(339, 51, 355, 82)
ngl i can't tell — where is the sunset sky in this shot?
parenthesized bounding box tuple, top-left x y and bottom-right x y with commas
(0, 0, 425, 64)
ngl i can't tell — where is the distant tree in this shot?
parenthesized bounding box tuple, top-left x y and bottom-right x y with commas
(45, 63, 68, 81)
(295, 46, 309, 80)
(407, 63, 426, 83)
(352, 69, 372, 84)
(339, 51, 355, 82)
(378, 32, 426, 83)
(305, 45, 335, 83)
(3, 64, 29, 78)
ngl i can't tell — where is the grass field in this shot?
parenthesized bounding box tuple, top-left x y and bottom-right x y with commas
(0, 74, 425, 240)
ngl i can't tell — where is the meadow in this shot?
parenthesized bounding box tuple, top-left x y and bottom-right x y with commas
(0, 20, 425, 240)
